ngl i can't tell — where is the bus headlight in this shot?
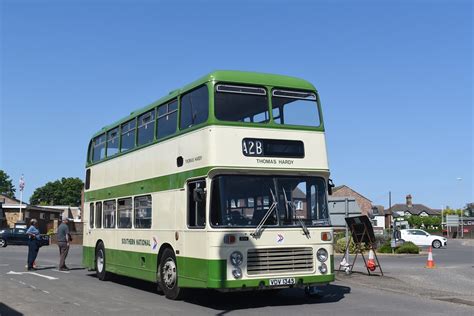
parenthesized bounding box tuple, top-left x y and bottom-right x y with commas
(230, 251, 243, 266)
(318, 263, 328, 274)
(316, 248, 328, 262)
(232, 267, 242, 279)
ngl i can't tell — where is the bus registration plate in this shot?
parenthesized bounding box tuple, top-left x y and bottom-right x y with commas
(269, 278, 296, 286)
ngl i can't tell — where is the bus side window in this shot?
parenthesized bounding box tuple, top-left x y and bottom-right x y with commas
(92, 134, 106, 162)
(89, 203, 94, 228)
(180, 85, 209, 130)
(95, 202, 102, 228)
(118, 198, 133, 229)
(188, 179, 206, 228)
(134, 195, 152, 229)
(103, 200, 116, 228)
(137, 110, 156, 146)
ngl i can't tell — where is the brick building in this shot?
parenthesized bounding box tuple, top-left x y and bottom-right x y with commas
(0, 194, 62, 233)
(331, 185, 373, 217)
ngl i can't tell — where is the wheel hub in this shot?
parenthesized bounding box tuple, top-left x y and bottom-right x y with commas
(162, 259, 177, 288)
(97, 250, 104, 272)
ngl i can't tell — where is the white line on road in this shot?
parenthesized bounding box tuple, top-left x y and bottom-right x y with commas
(42, 290, 50, 294)
(7, 270, 58, 280)
(0, 263, 10, 266)
(52, 269, 70, 274)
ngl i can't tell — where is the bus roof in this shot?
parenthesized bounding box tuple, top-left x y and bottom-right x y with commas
(91, 70, 317, 138)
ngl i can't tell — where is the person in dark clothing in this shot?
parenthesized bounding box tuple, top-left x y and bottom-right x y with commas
(57, 217, 71, 271)
(26, 219, 41, 271)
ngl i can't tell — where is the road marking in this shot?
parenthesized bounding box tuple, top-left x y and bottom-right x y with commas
(52, 269, 70, 274)
(0, 264, 10, 266)
(7, 271, 58, 280)
(42, 290, 50, 294)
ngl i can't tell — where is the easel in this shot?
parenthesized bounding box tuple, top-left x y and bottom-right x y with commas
(338, 216, 384, 276)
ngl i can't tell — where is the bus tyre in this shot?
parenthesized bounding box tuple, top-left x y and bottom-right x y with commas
(96, 243, 109, 281)
(159, 248, 185, 300)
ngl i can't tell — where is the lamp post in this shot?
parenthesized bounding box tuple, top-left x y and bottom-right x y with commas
(457, 178, 463, 238)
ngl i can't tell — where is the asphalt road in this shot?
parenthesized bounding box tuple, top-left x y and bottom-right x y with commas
(1, 243, 473, 316)
(335, 238, 474, 300)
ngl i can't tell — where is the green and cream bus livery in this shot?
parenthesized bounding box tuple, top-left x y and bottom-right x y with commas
(83, 71, 334, 299)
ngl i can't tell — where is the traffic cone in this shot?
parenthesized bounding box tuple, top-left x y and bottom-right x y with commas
(425, 247, 436, 269)
(366, 249, 376, 271)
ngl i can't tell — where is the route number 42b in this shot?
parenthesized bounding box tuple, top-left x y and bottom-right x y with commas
(242, 139, 263, 156)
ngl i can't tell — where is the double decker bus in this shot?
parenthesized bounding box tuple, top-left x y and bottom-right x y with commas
(83, 71, 334, 299)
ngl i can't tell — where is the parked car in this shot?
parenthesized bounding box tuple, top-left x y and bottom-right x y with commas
(400, 229, 447, 248)
(0, 228, 50, 247)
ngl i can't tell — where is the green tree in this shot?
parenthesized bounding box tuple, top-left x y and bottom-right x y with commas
(30, 177, 83, 206)
(407, 215, 423, 228)
(422, 216, 436, 229)
(431, 216, 441, 229)
(0, 170, 16, 198)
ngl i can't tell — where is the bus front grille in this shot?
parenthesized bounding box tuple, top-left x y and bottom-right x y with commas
(247, 247, 314, 275)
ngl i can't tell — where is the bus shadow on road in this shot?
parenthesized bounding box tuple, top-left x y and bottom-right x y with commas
(183, 284, 351, 311)
(0, 303, 23, 316)
(86, 273, 350, 311)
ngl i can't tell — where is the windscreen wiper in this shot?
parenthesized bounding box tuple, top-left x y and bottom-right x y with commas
(251, 188, 278, 238)
(283, 187, 310, 239)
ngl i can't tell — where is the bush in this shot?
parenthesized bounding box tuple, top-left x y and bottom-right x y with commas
(395, 241, 420, 254)
(334, 237, 371, 254)
(377, 241, 392, 253)
(334, 231, 345, 242)
(374, 235, 390, 249)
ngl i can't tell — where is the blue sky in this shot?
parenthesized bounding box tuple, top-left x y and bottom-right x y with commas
(1, 0, 472, 210)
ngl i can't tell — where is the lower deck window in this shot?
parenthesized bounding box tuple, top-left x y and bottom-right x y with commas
(89, 203, 94, 228)
(134, 195, 152, 228)
(95, 202, 102, 228)
(103, 200, 116, 228)
(118, 198, 132, 228)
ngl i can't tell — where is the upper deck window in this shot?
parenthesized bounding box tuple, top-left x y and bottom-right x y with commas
(180, 85, 209, 130)
(137, 110, 155, 146)
(121, 119, 136, 152)
(92, 134, 106, 162)
(272, 89, 320, 127)
(107, 127, 119, 157)
(215, 84, 269, 123)
(157, 100, 178, 139)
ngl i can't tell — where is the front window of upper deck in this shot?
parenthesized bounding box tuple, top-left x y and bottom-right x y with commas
(272, 90, 320, 127)
(215, 84, 269, 123)
(211, 175, 330, 228)
(214, 84, 321, 127)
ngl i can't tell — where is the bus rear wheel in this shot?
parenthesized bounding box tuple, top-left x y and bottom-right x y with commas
(96, 242, 109, 281)
(159, 248, 185, 300)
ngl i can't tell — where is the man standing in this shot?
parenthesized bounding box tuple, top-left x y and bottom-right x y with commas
(26, 219, 41, 271)
(57, 217, 71, 271)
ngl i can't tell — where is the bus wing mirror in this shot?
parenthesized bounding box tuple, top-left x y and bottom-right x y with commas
(328, 179, 335, 195)
(193, 187, 206, 203)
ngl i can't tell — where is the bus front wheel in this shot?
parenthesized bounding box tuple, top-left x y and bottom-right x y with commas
(159, 248, 185, 300)
(96, 242, 109, 281)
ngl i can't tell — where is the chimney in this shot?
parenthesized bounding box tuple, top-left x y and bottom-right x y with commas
(406, 194, 413, 207)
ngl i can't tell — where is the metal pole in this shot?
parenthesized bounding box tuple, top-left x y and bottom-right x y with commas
(19, 190, 23, 221)
(344, 198, 350, 266)
(389, 191, 392, 235)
